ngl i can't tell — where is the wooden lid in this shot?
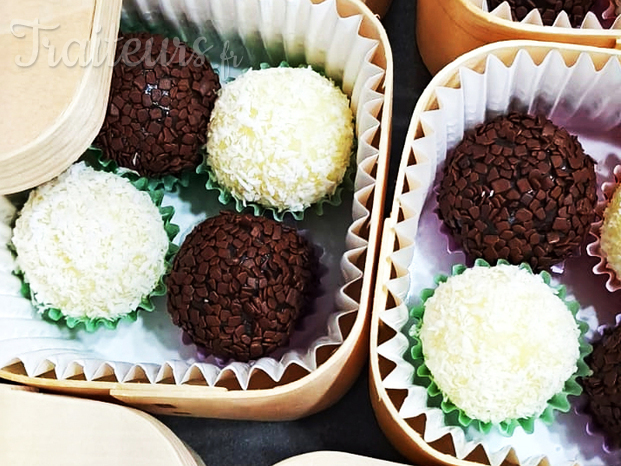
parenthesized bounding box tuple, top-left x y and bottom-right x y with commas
(274, 452, 406, 465)
(0, 383, 205, 465)
(0, 0, 122, 195)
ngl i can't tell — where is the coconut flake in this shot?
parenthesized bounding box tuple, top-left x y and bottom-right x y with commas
(600, 184, 621, 277)
(12, 163, 169, 321)
(205, 66, 354, 212)
(419, 264, 580, 424)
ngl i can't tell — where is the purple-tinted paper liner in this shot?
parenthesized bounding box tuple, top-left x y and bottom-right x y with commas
(576, 313, 621, 454)
(586, 164, 621, 293)
(600, 0, 619, 20)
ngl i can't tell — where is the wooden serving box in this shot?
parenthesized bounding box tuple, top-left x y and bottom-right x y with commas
(417, 0, 621, 74)
(369, 40, 621, 466)
(0, 0, 393, 421)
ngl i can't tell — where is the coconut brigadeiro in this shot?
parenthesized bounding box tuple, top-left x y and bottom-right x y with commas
(204, 66, 354, 215)
(12, 163, 174, 329)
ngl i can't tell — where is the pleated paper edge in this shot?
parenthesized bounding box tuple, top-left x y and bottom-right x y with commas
(377, 49, 621, 466)
(469, 0, 621, 29)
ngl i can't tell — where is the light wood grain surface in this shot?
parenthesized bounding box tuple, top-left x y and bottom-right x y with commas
(417, 0, 621, 74)
(274, 451, 407, 466)
(0, 0, 122, 194)
(0, 387, 205, 465)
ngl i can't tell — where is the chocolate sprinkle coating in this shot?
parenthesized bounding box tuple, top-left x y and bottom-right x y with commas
(438, 113, 597, 272)
(167, 212, 319, 362)
(487, 0, 594, 27)
(96, 33, 220, 178)
(583, 324, 621, 449)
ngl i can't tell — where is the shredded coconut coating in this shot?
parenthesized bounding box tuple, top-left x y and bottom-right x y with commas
(12, 163, 169, 321)
(206, 67, 354, 212)
(601, 185, 621, 277)
(419, 264, 580, 424)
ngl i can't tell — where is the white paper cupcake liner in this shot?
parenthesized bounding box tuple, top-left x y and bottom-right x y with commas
(378, 49, 621, 465)
(470, 0, 621, 29)
(586, 164, 621, 292)
(0, 0, 385, 391)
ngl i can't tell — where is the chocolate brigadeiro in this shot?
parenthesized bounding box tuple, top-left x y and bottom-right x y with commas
(487, 0, 594, 26)
(96, 33, 220, 178)
(437, 113, 597, 272)
(583, 324, 621, 450)
(167, 212, 319, 362)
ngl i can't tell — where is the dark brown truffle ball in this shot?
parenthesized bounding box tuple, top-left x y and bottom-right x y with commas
(437, 113, 597, 272)
(167, 212, 319, 362)
(487, 0, 594, 27)
(583, 324, 621, 449)
(96, 33, 220, 178)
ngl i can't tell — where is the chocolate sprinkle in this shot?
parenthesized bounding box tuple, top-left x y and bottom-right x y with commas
(583, 324, 621, 449)
(166, 212, 319, 362)
(96, 33, 220, 178)
(487, 0, 594, 27)
(437, 113, 597, 272)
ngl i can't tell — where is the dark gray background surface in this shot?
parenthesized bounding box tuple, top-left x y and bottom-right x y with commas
(157, 1, 433, 464)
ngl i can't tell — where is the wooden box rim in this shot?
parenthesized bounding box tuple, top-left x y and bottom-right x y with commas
(369, 39, 621, 466)
(0, 0, 394, 422)
(417, 0, 621, 74)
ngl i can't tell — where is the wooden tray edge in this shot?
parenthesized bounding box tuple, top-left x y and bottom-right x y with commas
(368, 39, 621, 466)
(416, 0, 621, 75)
(0, 0, 395, 422)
